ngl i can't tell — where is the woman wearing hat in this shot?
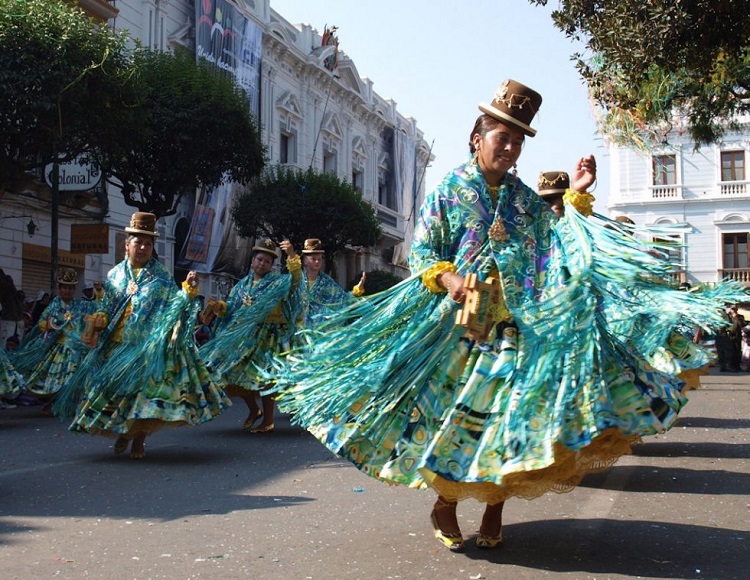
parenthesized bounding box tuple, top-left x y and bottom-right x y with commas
(300, 238, 366, 330)
(537, 171, 569, 218)
(13, 267, 96, 415)
(55, 212, 230, 458)
(270, 80, 744, 551)
(201, 238, 303, 433)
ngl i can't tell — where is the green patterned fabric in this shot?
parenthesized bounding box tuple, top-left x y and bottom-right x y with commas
(302, 271, 356, 328)
(12, 296, 95, 396)
(55, 258, 229, 436)
(0, 348, 23, 397)
(201, 269, 303, 390)
(271, 159, 746, 501)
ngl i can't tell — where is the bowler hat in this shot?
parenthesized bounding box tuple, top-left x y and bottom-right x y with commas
(124, 212, 159, 237)
(301, 238, 325, 254)
(479, 79, 542, 137)
(56, 267, 79, 286)
(537, 171, 569, 198)
(252, 238, 279, 259)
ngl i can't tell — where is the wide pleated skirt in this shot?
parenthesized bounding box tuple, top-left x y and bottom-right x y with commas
(24, 338, 83, 397)
(302, 323, 685, 505)
(70, 343, 230, 438)
(0, 350, 23, 398)
(207, 322, 290, 392)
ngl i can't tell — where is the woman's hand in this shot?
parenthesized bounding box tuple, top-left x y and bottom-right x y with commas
(185, 271, 199, 288)
(355, 272, 366, 292)
(571, 154, 597, 192)
(439, 271, 466, 304)
(280, 239, 296, 257)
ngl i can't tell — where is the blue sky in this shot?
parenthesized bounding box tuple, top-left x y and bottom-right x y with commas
(271, 0, 610, 212)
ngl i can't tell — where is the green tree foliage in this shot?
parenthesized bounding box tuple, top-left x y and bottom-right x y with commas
(90, 49, 266, 217)
(530, 0, 750, 149)
(0, 0, 130, 190)
(232, 165, 382, 263)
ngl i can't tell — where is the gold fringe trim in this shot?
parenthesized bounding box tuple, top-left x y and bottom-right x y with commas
(420, 428, 640, 504)
(678, 364, 710, 391)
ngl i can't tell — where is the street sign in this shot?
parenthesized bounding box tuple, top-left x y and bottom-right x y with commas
(44, 155, 102, 191)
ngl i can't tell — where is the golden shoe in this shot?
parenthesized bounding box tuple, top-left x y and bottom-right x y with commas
(249, 423, 274, 434)
(475, 531, 503, 549)
(242, 410, 263, 430)
(430, 510, 464, 551)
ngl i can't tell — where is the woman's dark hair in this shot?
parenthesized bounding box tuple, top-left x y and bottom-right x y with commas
(468, 114, 525, 154)
(469, 114, 500, 154)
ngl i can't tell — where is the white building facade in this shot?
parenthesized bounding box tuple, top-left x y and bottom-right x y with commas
(0, 0, 431, 338)
(606, 114, 750, 288)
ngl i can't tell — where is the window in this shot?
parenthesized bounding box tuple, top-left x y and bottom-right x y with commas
(721, 151, 745, 182)
(352, 170, 363, 193)
(653, 154, 676, 186)
(379, 179, 395, 210)
(279, 130, 296, 165)
(323, 149, 338, 174)
(723, 232, 749, 269)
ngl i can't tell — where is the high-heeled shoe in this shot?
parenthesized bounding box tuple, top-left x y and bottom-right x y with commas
(430, 505, 464, 551)
(475, 531, 503, 549)
(477, 501, 504, 549)
(242, 410, 263, 430)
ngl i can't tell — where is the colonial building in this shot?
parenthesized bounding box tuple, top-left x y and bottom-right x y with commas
(606, 113, 750, 288)
(0, 0, 432, 333)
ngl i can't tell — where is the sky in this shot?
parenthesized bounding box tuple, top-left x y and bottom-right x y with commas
(270, 0, 611, 213)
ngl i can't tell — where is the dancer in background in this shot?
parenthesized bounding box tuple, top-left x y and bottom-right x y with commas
(55, 212, 230, 458)
(201, 239, 303, 433)
(13, 268, 95, 415)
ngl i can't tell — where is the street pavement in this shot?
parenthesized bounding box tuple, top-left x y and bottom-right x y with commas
(1, 367, 748, 580)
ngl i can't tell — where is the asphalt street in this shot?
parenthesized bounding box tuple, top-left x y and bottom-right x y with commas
(1, 367, 748, 580)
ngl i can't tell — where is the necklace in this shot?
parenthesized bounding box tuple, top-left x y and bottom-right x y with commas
(488, 185, 500, 205)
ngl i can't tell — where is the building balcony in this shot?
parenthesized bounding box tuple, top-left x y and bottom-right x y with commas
(376, 205, 403, 246)
(66, 1, 119, 22)
(650, 185, 682, 199)
(719, 180, 749, 196)
(719, 268, 750, 287)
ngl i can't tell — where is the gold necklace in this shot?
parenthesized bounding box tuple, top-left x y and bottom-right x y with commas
(488, 185, 500, 205)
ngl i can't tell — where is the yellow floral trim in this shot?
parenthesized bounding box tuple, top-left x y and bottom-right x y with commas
(286, 254, 302, 272)
(181, 280, 200, 299)
(563, 188, 596, 217)
(214, 300, 228, 318)
(352, 285, 365, 297)
(422, 261, 457, 293)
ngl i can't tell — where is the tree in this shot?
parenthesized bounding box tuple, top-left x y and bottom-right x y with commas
(0, 0, 130, 192)
(530, 0, 750, 149)
(89, 49, 266, 217)
(232, 165, 382, 265)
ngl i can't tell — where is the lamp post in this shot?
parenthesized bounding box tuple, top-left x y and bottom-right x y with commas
(50, 148, 60, 295)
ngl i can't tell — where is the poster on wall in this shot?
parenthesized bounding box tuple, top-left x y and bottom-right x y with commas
(182, 1, 263, 278)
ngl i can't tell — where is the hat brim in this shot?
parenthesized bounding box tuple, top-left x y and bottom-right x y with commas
(478, 102, 537, 137)
(252, 246, 279, 258)
(301, 250, 325, 254)
(57, 280, 78, 286)
(124, 227, 159, 238)
(538, 188, 566, 197)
